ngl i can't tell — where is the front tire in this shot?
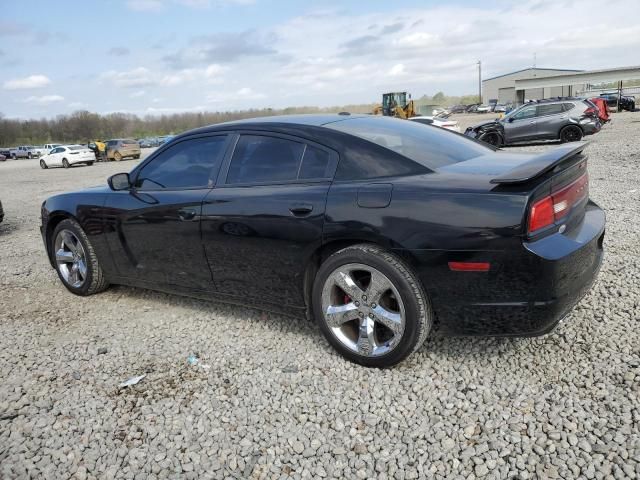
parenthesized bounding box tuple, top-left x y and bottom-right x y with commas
(51, 219, 109, 296)
(560, 125, 583, 143)
(312, 244, 431, 368)
(62, 158, 70, 168)
(40, 159, 48, 169)
(479, 131, 503, 147)
(87, 161, 94, 166)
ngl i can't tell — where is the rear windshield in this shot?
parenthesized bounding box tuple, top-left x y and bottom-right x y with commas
(68, 145, 84, 151)
(123, 139, 137, 144)
(326, 116, 490, 169)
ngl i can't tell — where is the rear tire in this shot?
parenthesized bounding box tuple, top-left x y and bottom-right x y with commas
(51, 219, 109, 296)
(312, 244, 432, 368)
(40, 159, 48, 169)
(560, 125, 583, 143)
(87, 162, 94, 166)
(62, 158, 70, 169)
(114, 152, 122, 161)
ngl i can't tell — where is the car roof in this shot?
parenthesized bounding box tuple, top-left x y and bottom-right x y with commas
(217, 113, 370, 127)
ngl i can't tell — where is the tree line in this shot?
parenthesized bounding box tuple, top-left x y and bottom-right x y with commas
(0, 104, 376, 146)
(0, 92, 482, 146)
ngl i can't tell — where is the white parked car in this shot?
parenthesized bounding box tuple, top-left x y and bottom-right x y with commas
(432, 107, 450, 116)
(409, 115, 461, 133)
(476, 105, 492, 113)
(39, 145, 95, 169)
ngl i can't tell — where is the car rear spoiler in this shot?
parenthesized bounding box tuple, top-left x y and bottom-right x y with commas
(490, 142, 589, 185)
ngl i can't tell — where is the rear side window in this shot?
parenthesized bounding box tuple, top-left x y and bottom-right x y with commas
(136, 135, 227, 190)
(327, 116, 490, 170)
(537, 104, 564, 116)
(226, 135, 305, 184)
(298, 145, 330, 179)
(563, 103, 576, 111)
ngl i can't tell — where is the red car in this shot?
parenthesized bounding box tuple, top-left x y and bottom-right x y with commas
(590, 98, 610, 123)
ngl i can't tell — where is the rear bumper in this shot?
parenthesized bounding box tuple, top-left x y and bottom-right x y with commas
(410, 200, 605, 336)
(581, 119, 601, 135)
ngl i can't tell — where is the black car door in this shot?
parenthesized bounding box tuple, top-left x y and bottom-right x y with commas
(201, 132, 338, 308)
(104, 134, 229, 290)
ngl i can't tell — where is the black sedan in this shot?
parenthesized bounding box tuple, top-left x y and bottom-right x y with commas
(40, 115, 605, 367)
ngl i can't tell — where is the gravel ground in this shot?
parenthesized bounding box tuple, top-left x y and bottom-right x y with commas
(0, 114, 639, 479)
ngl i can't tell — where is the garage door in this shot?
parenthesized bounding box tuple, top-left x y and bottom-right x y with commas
(498, 87, 515, 103)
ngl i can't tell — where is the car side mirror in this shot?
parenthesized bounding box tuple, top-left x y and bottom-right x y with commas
(108, 172, 131, 191)
(508, 117, 514, 123)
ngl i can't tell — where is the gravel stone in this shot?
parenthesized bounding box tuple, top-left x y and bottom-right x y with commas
(0, 112, 639, 479)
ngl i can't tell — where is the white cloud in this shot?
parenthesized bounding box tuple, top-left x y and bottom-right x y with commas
(130, 90, 146, 98)
(388, 64, 406, 76)
(236, 87, 265, 99)
(24, 95, 64, 105)
(101, 67, 155, 88)
(3, 74, 51, 90)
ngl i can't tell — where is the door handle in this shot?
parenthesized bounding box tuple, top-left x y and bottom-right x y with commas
(178, 208, 197, 221)
(529, 121, 535, 124)
(289, 203, 313, 216)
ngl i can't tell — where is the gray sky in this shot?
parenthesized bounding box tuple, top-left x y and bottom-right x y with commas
(1, 0, 639, 118)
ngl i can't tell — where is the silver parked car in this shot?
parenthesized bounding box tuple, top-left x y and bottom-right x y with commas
(464, 99, 601, 146)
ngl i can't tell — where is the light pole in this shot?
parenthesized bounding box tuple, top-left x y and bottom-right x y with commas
(477, 60, 482, 104)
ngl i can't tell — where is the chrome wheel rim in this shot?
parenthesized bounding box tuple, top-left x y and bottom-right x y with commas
(321, 263, 406, 357)
(54, 229, 87, 288)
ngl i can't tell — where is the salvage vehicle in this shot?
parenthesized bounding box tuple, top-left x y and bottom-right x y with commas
(40, 145, 95, 169)
(40, 114, 605, 367)
(600, 93, 635, 112)
(10, 145, 40, 159)
(0, 154, 6, 162)
(410, 115, 461, 132)
(105, 139, 141, 161)
(465, 99, 601, 147)
(0, 148, 11, 159)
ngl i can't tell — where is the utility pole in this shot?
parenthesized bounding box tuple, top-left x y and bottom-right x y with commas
(477, 60, 482, 104)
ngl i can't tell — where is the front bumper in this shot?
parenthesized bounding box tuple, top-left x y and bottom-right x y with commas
(412, 200, 605, 336)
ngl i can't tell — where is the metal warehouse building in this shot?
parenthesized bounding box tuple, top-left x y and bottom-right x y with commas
(482, 68, 584, 104)
(483, 65, 640, 105)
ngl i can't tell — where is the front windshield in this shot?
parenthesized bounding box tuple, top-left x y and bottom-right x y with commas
(327, 116, 491, 169)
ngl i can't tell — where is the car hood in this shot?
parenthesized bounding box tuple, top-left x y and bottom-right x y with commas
(468, 119, 501, 130)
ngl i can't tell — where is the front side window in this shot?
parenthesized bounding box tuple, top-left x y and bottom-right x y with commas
(512, 105, 537, 120)
(226, 135, 305, 184)
(135, 135, 227, 190)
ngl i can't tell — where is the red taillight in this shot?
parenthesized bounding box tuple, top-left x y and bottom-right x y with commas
(584, 106, 597, 117)
(528, 171, 589, 234)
